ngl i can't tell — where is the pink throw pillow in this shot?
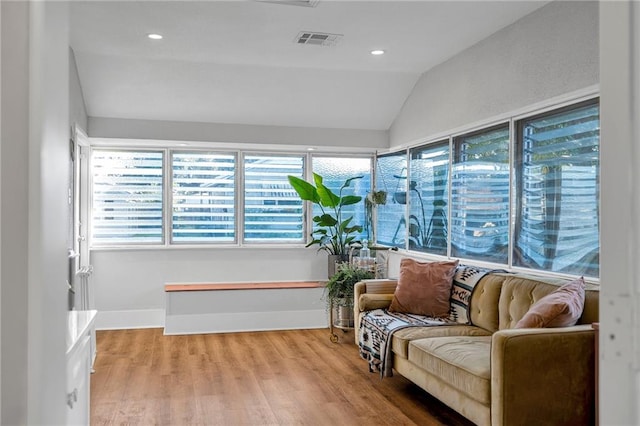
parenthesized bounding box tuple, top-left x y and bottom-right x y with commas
(515, 277, 586, 328)
(389, 258, 459, 317)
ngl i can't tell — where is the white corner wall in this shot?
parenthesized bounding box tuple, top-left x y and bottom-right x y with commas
(389, 0, 599, 147)
(69, 47, 88, 132)
(2, 1, 69, 424)
(27, 1, 69, 424)
(1, 3, 30, 423)
(599, 1, 639, 425)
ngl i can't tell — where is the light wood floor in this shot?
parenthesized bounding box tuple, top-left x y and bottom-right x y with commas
(91, 328, 474, 426)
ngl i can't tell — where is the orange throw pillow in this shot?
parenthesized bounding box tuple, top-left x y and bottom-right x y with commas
(515, 277, 586, 328)
(389, 258, 459, 317)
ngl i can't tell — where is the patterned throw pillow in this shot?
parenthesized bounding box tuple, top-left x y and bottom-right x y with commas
(448, 265, 493, 324)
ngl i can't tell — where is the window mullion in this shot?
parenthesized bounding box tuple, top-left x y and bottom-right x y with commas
(237, 151, 244, 246)
(165, 148, 171, 246)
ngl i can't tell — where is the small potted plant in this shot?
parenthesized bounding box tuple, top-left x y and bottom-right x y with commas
(324, 262, 375, 328)
(364, 190, 387, 241)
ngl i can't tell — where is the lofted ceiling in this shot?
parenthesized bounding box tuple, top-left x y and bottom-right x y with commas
(70, 0, 549, 131)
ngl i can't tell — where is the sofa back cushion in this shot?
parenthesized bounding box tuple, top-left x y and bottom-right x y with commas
(498, 274, 599, 329)
(515, 277, 586, 328)
(468, 273, 508, 332)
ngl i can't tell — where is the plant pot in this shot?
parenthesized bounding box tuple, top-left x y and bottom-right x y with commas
(327, 254, 349, 278)
(332, 299, 354, 328)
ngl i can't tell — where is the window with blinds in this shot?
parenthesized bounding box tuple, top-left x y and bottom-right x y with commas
(244, 154, 305, 242)
(92, 150, 164, 245)
(374, 152, 408, 248)
(172, 152, 235, 243)
(409, 141, 449, 255)
(451, 125, 510, 263)
(311, 156, 372, 242)
(514, 100, 600, 277)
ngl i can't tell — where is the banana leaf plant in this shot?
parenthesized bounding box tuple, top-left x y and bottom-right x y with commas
(288, 173, 363, 256)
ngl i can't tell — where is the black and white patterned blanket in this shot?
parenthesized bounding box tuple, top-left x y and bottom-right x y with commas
(358, 264, 496, 378)
(358, 309, 451, 378)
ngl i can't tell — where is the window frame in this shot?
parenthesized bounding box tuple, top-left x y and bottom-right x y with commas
(242, 151, 307, 245)
(450, 122, 511, 265)
(373, 93, 600, 282)
(309, 154, 374, 244)
(87, 146, 374, 250)
(169, 149, 239, 245)
(513, 98, 600, 276)
(90, 148, 166, 247)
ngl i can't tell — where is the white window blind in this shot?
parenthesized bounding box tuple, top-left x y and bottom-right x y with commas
(243, 154, 304, 242)
(374, 152, 408, 248)
(172, 152, 236, 243)
(515, 101, 600, 277)
(409, 141, 449, 255)
(451, 125, 510, 263)
(91, 150, 164, 245)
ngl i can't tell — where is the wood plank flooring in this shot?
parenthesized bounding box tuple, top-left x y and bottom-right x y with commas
(91, 328, 475, 426)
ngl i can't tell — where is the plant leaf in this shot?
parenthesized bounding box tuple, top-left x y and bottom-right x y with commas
(288, 175, 319, 203)
(340, 195, 362, 206)
(341, 175, 364, 191)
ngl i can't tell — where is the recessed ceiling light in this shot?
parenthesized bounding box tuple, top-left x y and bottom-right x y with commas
(307, 147, 316, 151)
(147, 33, 163, 40)
(370, 49, 385, 56)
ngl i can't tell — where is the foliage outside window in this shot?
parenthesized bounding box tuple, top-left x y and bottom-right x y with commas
(92, 150, 164, 245)
(244, 154, 305, 243)
(172, 152, 235, 243)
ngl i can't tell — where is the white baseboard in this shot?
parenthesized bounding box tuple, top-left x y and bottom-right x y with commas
(96, 309, 165, 330)
(164, 309, 328, 335)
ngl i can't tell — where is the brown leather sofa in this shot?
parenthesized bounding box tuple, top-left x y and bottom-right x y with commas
(354, 271, 599, 426)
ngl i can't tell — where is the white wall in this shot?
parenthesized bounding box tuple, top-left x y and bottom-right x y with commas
(87, 76, 387, 331)
(1, 1, 69, 423)
(89, 116, 389, 149)
(599, 2, 639, 425)
(389, 0, 599, 148)
(92, 247, 330, 329)
(69, 47, 88, 132)
(1, 3, 30, 423)
(27, 1, 69, 424)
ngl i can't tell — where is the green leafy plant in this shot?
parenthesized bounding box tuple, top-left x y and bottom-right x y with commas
(324, 262, 375, 307)
(288, 173, 364, 256)
(364, 190, 387, 240)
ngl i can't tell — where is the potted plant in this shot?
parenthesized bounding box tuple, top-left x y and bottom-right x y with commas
(364, 190, 387, 241)
(325, 262, 375, 328)
(288, 173, 364, 277)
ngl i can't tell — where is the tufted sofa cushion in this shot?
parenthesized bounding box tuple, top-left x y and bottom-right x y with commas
(467, 274, 507, 332)
(497, 274, 599, 330)
(392, 325, 492, 359)
(409, 336, 493, 404)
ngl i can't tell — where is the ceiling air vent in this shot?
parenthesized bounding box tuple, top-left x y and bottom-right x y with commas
(295, 31, 342, 47)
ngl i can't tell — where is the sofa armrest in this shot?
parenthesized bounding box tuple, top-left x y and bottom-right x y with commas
(491, 325, 595, 426)
(353, 279, 397, 345)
